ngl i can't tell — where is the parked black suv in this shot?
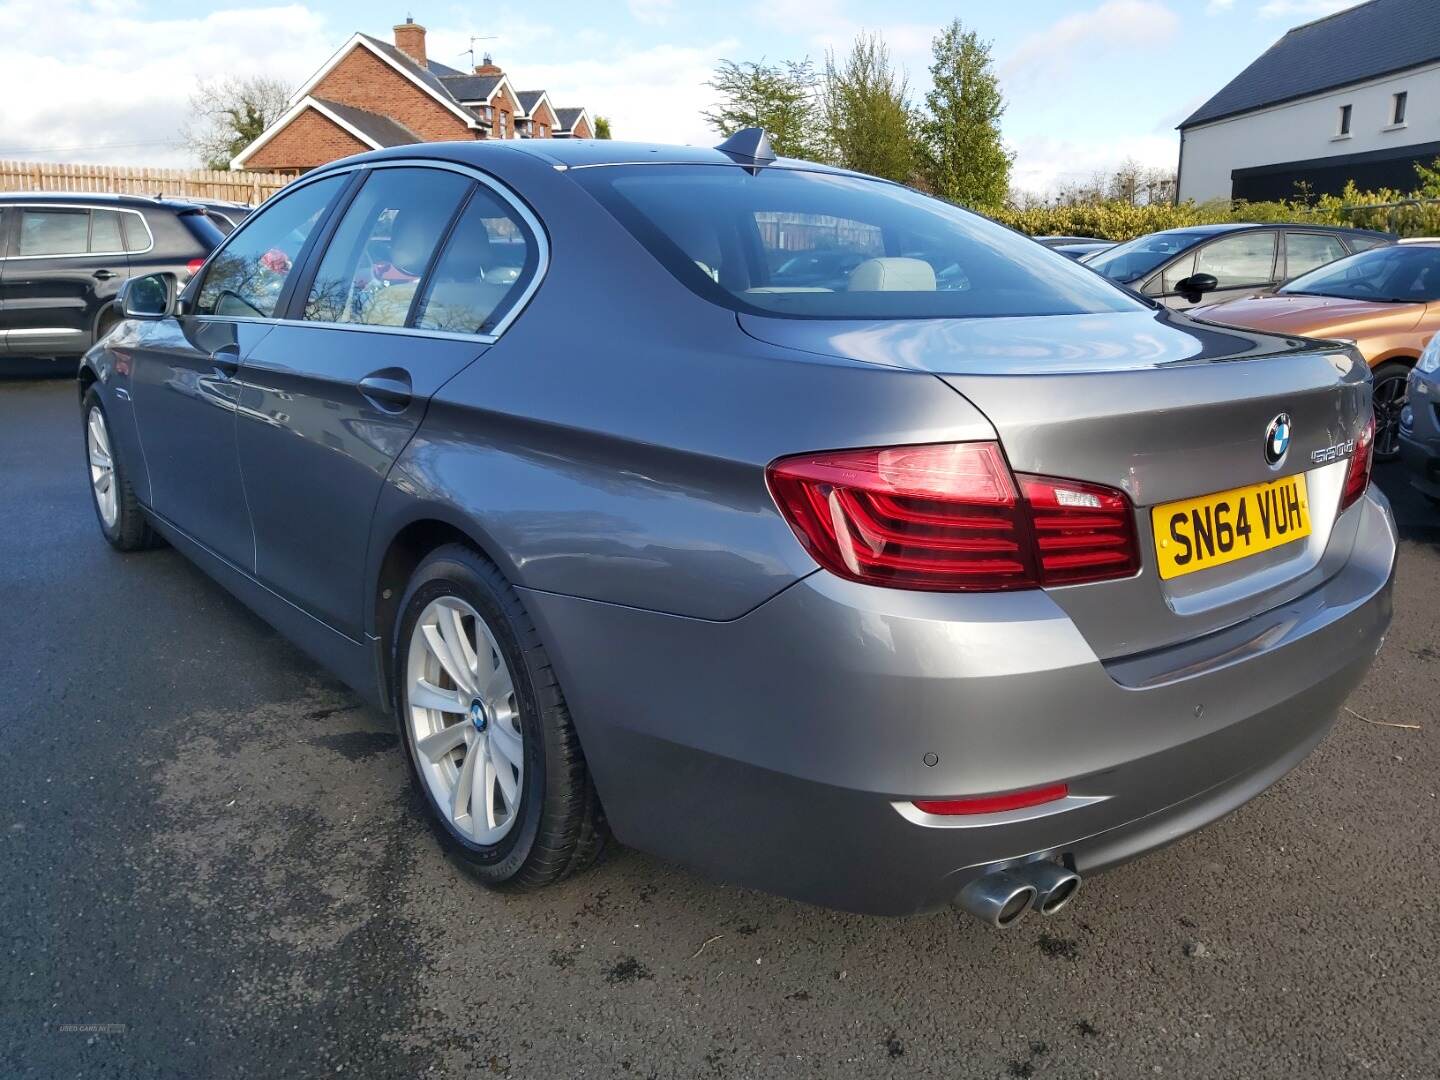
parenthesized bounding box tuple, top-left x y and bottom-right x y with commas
(0, 192, 225, 360)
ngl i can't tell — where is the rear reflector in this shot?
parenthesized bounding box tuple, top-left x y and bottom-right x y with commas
(766, 442, 1139, 591)
(913, 782, 1070, 816)
(1338, 414, 1374, 514)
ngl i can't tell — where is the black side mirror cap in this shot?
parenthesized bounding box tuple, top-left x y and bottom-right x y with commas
(1175, 272, 1219, 303)
(119, 273, 175, 319)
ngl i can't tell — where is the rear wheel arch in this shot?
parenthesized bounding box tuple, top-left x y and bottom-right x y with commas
(371, 515, 514, 701)
(77, 362, 99, 405)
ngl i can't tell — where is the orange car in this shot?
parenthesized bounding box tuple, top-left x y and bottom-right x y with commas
(1192, 239, 1440, 460)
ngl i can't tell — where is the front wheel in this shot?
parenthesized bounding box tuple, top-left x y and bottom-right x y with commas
(1371, 360, 1411, 463)
(393, 544, 607, 888)
(82, 388, 156, 551)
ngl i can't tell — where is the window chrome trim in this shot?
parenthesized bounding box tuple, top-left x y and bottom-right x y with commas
(0, 203, 154, 260)
(187, 158, 547, 344)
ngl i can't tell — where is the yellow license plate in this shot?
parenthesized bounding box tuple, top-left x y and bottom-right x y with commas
(1152, 474, 1310, 580)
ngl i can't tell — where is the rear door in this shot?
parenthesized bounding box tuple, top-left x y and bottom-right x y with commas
(1282, 231, 1348, 282)
(0, 205, 129, 355)
(234, 164, 543, 640)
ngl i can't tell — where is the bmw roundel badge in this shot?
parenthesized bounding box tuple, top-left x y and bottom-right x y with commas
(1264, 413, 1292, 467)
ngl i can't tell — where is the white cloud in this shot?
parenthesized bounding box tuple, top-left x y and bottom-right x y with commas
(1009, 132, 1179, 199)
(1259, 0, 1354, 17)
(1205, 0, 1236, 12)
(0, 0, 334, 164)
(627, 0, 674, 26)
(1001, 0, 1179, 89)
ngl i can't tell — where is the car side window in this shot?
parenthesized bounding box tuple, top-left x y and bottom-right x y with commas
(412, 185, 541, 335)
(304, 167, 471, 328)
(195, 175, 346, 319)
(1160, 253, 1196, 293)
(90, 210, 124, 254)
(1193, 232, 1278, 288)
(18, 208, 89, 256)
(1285, 233, 1347, 278)
(121, 214, 151, 252)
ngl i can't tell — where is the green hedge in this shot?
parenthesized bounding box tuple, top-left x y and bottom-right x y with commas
(984, 182, 1440, 242)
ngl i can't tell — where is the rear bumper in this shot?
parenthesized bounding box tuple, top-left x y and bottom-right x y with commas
(524, 488, 1396, 915)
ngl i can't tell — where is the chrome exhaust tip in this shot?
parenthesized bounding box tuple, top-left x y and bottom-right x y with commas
(1016, 861, 1082, 915)
(955, 870, 1038, 928)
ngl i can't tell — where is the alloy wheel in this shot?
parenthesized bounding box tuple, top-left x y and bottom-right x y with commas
(405, 596, 525, 845)
(87, 406, 118, 528)
(1373, 372, 1408, 460)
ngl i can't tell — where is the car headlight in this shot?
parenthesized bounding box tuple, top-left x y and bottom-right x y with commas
(1418, 332, 1440, 374)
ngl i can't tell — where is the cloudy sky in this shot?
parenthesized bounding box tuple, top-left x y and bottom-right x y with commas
(0, 0, 1356, 195)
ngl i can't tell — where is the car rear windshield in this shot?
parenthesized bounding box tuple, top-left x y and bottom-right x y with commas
(571, 165, 1142, 320)
(1279, 244, 1440, 303)
(1083, 230, 1209, 283)
(178, 209, 227, 252)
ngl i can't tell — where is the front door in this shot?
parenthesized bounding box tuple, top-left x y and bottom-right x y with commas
(0, 205, 129, 355)
(1162, 230, 1280, 310)
(128, 175, 349, 567)
(235, 165, 538, 640)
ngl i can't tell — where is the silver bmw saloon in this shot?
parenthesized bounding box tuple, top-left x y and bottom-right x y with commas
(79, 132, 1395, 925)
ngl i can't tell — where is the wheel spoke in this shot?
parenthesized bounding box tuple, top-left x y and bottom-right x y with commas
(476, 748, 495, 831)
(89, 446, 111, 470)
(423, 623, 474, 694)
(442, 605, 479, 680)
(479, 650, 514, 704)
(487, 719, 523, 770)
(452, 741, 478, 821)
(416, 721, 468, 762)
(410, 679, 467, 714)
(490, 741, 519, 809)
(94, 473, 112, 495)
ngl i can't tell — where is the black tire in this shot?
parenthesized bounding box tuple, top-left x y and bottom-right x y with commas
(95, 304, 120, 346)
(393, 543, 608, 888)
(82, 387, 158, 551)
(1371, 360, 1411, 464)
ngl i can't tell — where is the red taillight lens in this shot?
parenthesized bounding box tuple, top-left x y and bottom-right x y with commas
(913, 782, 1070, 816)
(1339, 415, 1375, 514)
(765, 442, 1139, 592)
(185, 258, 205, 279)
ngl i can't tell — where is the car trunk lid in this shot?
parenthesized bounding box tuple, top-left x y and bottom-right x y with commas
(740, 309, 1372, 658)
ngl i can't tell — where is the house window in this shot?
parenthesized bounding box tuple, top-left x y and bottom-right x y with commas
(1337, 104, 1352, 136)
(1392, 92, 1407, 125)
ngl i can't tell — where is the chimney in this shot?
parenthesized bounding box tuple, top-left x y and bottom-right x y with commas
(475, 51, 503, 76)
(393, 17, 427, 66)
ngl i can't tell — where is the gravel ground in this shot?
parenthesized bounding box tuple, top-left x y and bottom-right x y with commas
(2, 373, 1437, 1079)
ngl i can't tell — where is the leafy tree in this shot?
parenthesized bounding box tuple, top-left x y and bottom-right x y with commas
(594, 115, 613, 140)
(703, 59, 824, 160)
(182, 76, 291, 170)
(919, 20, 1011, 207)
(822, 32, 917, 183)
(1414, 156, 1440, 198)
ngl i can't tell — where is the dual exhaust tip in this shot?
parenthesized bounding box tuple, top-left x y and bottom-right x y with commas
(956, 861, 1081, 928)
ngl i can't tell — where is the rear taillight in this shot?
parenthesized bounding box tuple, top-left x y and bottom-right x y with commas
(1339, 415, 1375, 514)
(185, 258, 205, 280)
(913, 782, 1070, 816)
(765, 442, 1139, 592)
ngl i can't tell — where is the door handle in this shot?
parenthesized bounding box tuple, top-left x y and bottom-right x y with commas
(358, 370, 413, 412)
(93, 269, 117, 281)
(210, 344, 242, 378)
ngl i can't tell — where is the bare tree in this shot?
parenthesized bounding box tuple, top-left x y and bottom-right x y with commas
(182, 76, 292, 170)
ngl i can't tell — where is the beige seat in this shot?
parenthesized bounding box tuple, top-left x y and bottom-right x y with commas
(847, 257, 936, 292)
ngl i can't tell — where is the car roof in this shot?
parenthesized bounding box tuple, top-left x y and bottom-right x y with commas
(330, 139, 869, 180)
(0, 190, 203, 211)
(1142, 222, 1393, 241)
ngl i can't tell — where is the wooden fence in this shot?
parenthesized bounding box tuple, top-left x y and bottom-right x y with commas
(0, 161, 291, 205)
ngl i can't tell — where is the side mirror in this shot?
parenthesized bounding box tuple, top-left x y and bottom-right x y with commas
(1175, 272, 1219, 303)
(119, 273, 175, 319)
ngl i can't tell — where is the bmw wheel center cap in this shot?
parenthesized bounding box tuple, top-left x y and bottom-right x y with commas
(469, 699, 488, 731)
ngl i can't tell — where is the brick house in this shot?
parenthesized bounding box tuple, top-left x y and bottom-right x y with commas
(232, 18, 595, 174)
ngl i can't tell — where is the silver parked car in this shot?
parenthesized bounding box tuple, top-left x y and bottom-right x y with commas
(80, 133, 1394, 925)
(1084, 223, 1393, 310)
